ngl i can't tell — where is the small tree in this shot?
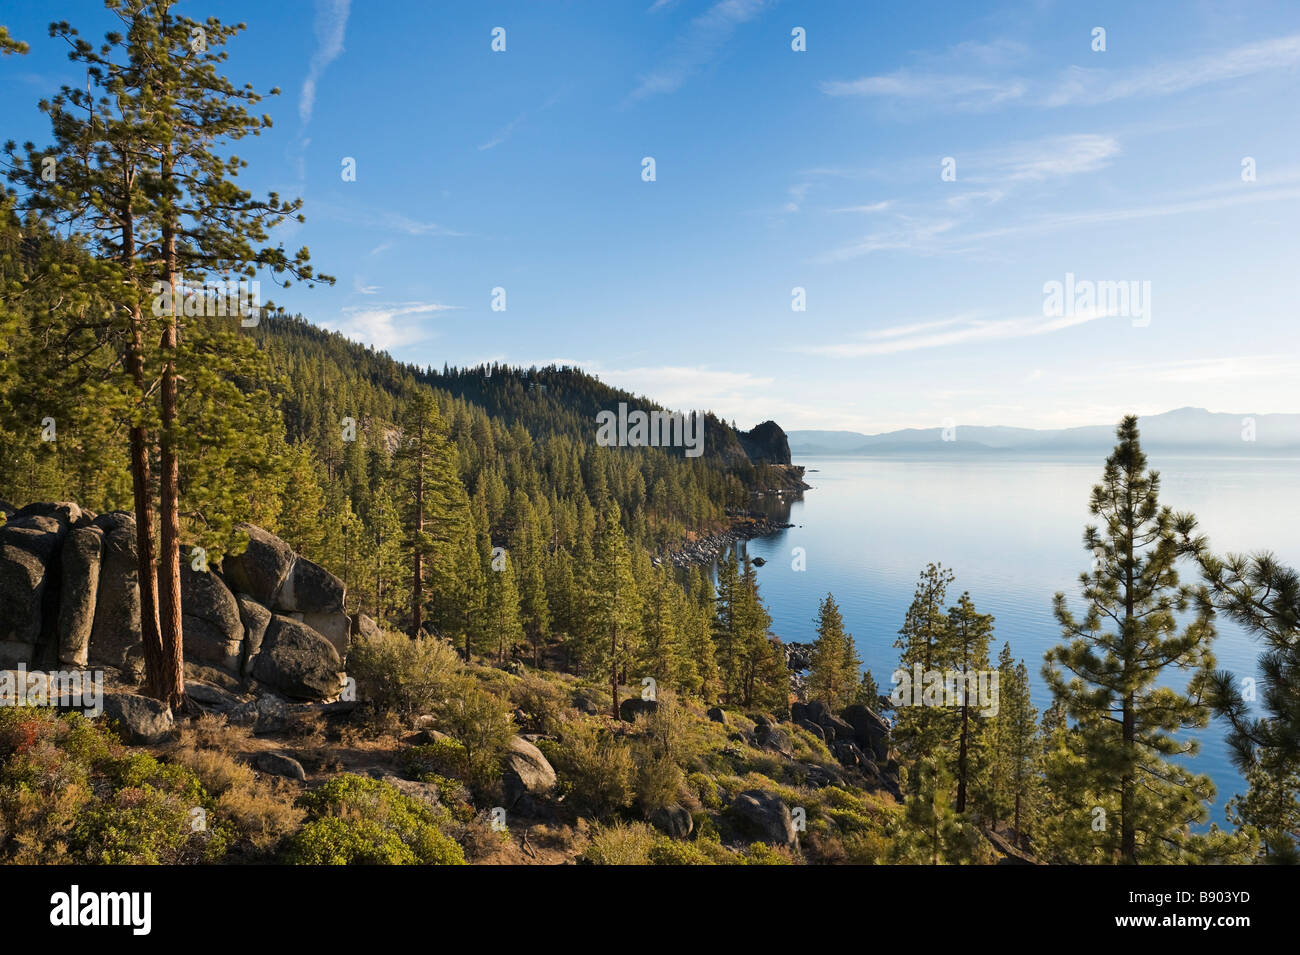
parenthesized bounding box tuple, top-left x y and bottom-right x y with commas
(808, 593, 861, 710)
(947, 591, 993, 813)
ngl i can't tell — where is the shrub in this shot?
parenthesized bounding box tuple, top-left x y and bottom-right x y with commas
(0, 708, 228, 864)
(400, 738, 470, 781)
(634, 753, 684, 816)
(284, 774, 465, 865)
(166, 743, 304, 856)
(284, 816, 418, 865)
(509, 674, 564, 735)
(585, 821, 655, 865)
(648, 837, 713, 865)
(743, 842, 795, 865)
(687, 771, 722, 810)
(434, 675, 516, 789)
(71, 783, 227, 864)
(547, 723, 634, 817)
(347, 632, 463, 724)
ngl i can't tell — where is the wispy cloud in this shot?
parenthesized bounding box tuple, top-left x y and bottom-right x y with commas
(822, 71, 1027, 110)
(815, 152, 1300, 263)
(1111, 355, 1300, 384)
(783, 182, 812, 213)
(830, 200, 892, 214)
(628, 0, 773, 103)
(1044, 34, 1300, 107)
(983, 133, 1120, 181)
(299, 0, 350, 127)
(310, 201, 468, 237)
(816, 217, 960, 262)
(602, 364, 775, 412)
(799, 309, 1118, 358)
(331, 301, 460, 351)
(823, 33, 1300, 113)
(478, 93, 561, 151)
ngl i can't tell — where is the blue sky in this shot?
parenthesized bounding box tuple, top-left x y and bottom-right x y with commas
(3, 0, 1299, 433)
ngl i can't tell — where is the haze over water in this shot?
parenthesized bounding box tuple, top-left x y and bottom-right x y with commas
(732, 453, 1300, 825)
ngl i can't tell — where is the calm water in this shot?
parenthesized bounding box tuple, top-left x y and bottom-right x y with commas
(731, 453, 1300, 825)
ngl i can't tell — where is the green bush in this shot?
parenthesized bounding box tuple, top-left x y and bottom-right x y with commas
(634, 753, 684, 816)
(547, 723, 634, 817)
(71, 783, 227, 864)
(743, 842, 794, 865)
(687, 771, 722, 810)
(0, 708, 228, 864)
(509, 673, 565, 735)
(585, 821, 655, 865)
(347, 632, 462, 724)
(435, 675, 517, 789)
(648, 837, 713, 865)
(284, 774, 465, 865)
(400, 738, 470, 780)
(284, 816, 418, 865)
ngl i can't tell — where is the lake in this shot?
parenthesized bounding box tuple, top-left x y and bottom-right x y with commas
(731, 452, 1300, 826)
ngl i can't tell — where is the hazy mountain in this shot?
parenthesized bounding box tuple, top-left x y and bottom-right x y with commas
(789, 408, 1300, 455)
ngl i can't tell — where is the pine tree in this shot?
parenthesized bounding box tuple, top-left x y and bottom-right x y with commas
(711, 551, 741, 702)
(947, 591, 993, 813)
(808, 593, 861, 710)
(854, 669, 882, 710)
(1187, 549, 1300, 862)
(394, 391, 468, 638)
(733, 555, 776, 707)
(5, 2, 329, 708)
(1043, 416, 1217, 864)
(485, 547, 524, 663)
(891, 756, 980, 864)
(510, 489, 551, 665)
(989, 643, 1038, 845)
(588, 503, 642, 719)
(893, 563, 957, 767)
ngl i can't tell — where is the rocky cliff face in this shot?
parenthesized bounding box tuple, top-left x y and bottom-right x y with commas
(0, 501, 354, 703)
(739, 420, 793, 466)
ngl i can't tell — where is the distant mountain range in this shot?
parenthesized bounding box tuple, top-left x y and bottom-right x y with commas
(788, 408, 1300, 456)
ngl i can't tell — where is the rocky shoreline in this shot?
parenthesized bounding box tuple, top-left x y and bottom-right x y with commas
(654, 510, 796, 569)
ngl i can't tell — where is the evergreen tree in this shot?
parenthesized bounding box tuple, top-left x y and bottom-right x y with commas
(891, 756, 980, 864)
(5, 1, 328, 708)
(394, 391, 468, 638)
(947, 591, 993, 813)
(1043, 416, 1217, 864)
(711, 552, 741, 702)
(854, 669, 882, 710)
(733, 555, 777, 707)
(510, 489, 551, 665)
(893, 563, 957, 768)
(485, 547, 524, 663)
(1187, 549, 1300, 861)
(988, 643, 1038, 845)
(588, 503, 642, 719)
(808, 593, 861, 710)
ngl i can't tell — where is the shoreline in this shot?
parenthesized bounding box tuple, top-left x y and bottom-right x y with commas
(654, 506, 799, 569)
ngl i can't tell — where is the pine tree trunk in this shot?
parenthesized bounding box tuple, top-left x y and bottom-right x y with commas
(1121, 486, 1137, 864)
(411, 434, 424, 639)
(1121, 691, 1136, 862)
(957, 696, 970, 813)
(121, 212, 165, 700)
(610, 626, 619, 720)
(157, 189, 186, 712)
